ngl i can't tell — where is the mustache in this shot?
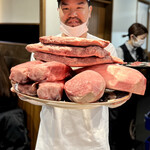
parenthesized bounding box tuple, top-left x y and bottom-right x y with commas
(65, 17, 83, 24)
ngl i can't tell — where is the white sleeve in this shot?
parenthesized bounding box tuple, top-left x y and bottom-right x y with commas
(116, 47, 124, 60)
(104, 43, 118, 57)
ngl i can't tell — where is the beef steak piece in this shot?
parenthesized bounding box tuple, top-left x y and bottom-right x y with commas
(17, 83, 37, 96)
(75, 64, 146, 95)
(39, 36, 110, 48)
(26, 43, 110, 58)
(34, 52, 124, 67)
(9, 61, 43, 84)
(28, 61, 72, 82)
(37, 81, 64, 100)
(64, 70, 106, 103)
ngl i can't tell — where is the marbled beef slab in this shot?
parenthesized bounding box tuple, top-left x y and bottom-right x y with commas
(9, 61, 43, 84)
(75, 64, 147, 95)
(37, 81, 64, 100)
(26, 43, 110, 58)
(64, 70, 106, 103)
(28, 61, 72, 82)
(34, 52, 124, 67)
(40, 36, 110, 48)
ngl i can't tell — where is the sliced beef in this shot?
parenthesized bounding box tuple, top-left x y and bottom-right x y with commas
(37, 81, 64, 100)
(64, 70, 106, 103)
(40, 36, 110, 48)
(28, 61, 72, 82)
(34, 52, 124, 67)
(26, 43, 110, 58)
(17, 83, 37, 96)
(9, 61, 43, 84)
(75, 64, 146, 95)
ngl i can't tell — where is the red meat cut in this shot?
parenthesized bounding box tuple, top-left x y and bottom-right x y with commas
(34, 52, 124, 67)
(64, 70, 106, 103)
(40, 36, 110, 48)
(9, 61, 43, 84)
(17, 83, 37, 96)
(75, 64, 146, 95)
(26, 43, 110, 58)
(37, 81, 64, 100)
(28, 61, 72, 82)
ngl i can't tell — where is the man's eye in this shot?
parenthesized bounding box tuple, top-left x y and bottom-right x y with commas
(77, 7, 83, 9)
(62, 8, 69, 11)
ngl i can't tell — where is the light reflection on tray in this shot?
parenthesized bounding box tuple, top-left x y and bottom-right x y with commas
(14, 84, 132, 109)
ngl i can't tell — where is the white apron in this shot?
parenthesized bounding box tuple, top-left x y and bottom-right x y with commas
(35, 33, 117, 150)
(36, 106, 109, 150)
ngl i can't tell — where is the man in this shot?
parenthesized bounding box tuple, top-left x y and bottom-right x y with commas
(34, 0, 125, 149)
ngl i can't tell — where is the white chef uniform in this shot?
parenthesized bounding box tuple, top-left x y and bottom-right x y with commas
(34, 33, 118, 150)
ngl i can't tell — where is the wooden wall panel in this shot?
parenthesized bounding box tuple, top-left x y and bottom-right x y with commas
(88, 1, 112, 41)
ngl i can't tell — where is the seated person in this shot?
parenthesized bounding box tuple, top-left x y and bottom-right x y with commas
(116, 23, 148, 62)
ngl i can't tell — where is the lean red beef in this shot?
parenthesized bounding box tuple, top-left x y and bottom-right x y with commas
(26, 43, 110, 58)
(75, 64, 146, 95)
(40, 36, 110, 48)
(64, 70, 106, 103)
(28, 61, 72, 82)
(34, 52, 124, 67)
(37, 81, 64, 100)
(9, 60, 43, 84)
(17, 83, 37, 96)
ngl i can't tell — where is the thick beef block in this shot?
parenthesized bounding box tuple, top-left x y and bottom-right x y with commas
(37, 81, 64, 100)
(75, 64, 146, 95)
(17, 83, 37, 96)
(34, 52, 124, 67)
(28, 61, 72, 82)
(26, 43, 110, 58)
(9, 61, 43, 84)
(64, 70, 106, 103)
(40, 36, 110, 48)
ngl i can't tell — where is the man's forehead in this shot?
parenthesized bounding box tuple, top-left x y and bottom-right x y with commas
(60, 0, 88, 5)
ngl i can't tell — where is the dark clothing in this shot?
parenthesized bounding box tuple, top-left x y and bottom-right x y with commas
(0, 108, 30, 150)
(120, 44, 148, 62)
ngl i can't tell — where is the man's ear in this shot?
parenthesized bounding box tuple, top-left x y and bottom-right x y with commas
(89, 6, 92, 18)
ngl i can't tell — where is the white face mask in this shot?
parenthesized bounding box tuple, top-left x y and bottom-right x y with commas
(132, 35, 145, 47)
(60, 20, 88, 37)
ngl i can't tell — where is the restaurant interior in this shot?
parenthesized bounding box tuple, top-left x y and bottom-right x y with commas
(0, 0, 150, 150)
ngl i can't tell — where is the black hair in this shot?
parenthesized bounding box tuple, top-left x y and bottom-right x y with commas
(57, 0, 91, 7)
(122, 23, 148, 38)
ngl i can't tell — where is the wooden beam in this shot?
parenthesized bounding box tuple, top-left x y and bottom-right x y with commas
(91, 0, 112, 4)
(40, 0, 46, 36)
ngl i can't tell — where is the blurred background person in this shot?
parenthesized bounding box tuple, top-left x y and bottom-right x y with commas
(116, 23, 148, 62)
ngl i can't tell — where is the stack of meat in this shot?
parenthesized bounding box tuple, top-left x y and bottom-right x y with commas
(9, 60, 73, 101)
(9, 36, 147, 104)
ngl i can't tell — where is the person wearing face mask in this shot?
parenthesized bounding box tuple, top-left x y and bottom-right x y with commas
(116, 23, 148, 62)
(29, 0, 129, 150)
(109, 23, 148, 150)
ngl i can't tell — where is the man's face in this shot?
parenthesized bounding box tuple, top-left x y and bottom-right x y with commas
(58, 0, 92, 27)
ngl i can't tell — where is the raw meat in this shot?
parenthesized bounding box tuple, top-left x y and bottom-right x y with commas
(34, 52, 124, 67)
(26, 43, 110, 58)
(28, 61, 72, 82)
(17, 83, 37, 96)
(37, 81, 64, 100)
(9, 61, 43, 84)
(40, 36, 110, 48)
(64, 70, 106, 103)
(75, 64, 146, 95)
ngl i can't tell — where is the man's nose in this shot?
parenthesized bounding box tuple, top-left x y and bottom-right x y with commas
(69, 9, 77, 17)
